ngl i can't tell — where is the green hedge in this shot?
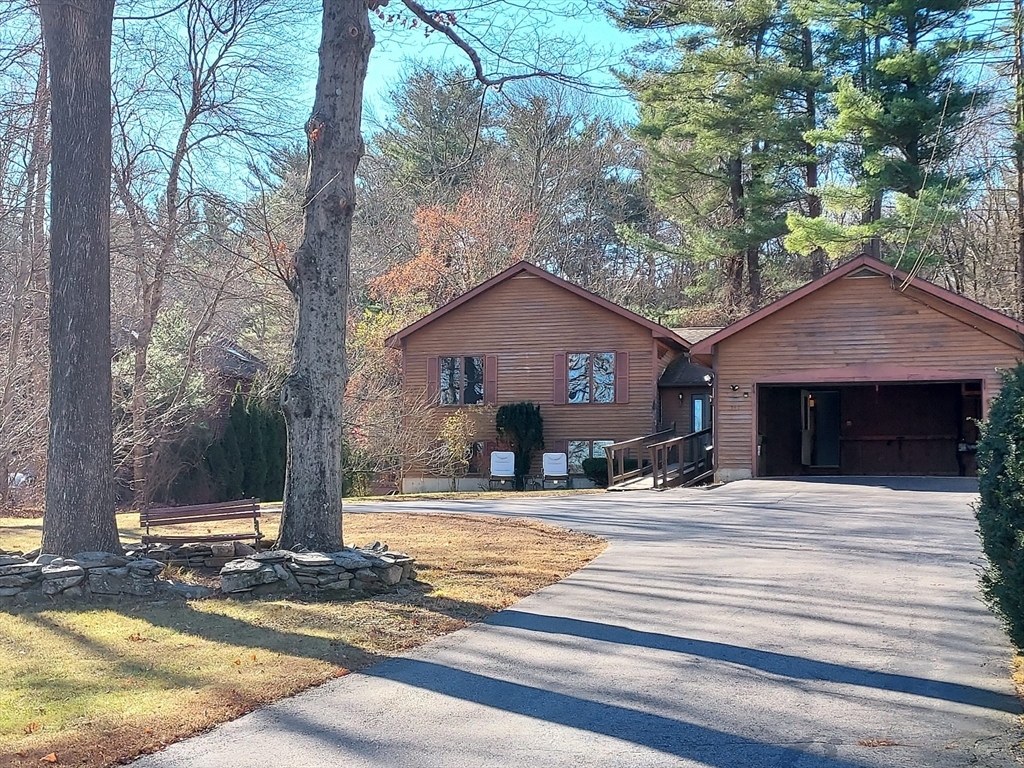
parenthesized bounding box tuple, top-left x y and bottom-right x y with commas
(582, 457, 639, 488)
(976, 363, 1024, 649)
(203, 390, 286, 503)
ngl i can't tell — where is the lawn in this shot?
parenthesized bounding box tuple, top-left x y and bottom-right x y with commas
(0, 509, 606, 767)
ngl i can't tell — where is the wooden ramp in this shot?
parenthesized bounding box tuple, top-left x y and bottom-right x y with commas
(605, 428, 714, 492)
(608, 472, 662, 492)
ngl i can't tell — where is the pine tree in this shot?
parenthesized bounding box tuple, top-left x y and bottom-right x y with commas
(787, 0, 988, 261)
(372, 65, 494, 204)
(618, 0, 814, 309)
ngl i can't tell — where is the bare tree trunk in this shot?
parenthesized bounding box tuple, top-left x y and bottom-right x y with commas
(277, 0, 374, 551)
(39, 0, 120, 556)
(1015, 0, 1024, 314)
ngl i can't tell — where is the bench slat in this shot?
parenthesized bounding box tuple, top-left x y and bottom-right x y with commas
(142, 498, 259, 520)
(142, 532, 265, 544)
(140, 498, 263, 547)
(142, 510, 262, 525)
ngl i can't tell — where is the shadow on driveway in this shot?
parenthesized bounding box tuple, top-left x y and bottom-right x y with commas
(363, 657, 875, 768)
(486, 610, 1020, 715)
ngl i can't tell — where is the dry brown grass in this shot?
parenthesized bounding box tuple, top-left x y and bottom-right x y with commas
(0, 512, 606, 767)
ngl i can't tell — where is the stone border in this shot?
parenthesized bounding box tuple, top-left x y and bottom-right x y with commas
(0, 543, 415, 604)
(0, 551, 168, 603)
(216, 544, 415, 597)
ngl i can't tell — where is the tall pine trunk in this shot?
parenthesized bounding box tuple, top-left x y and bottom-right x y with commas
(39, 0, 120, 556)
(277, 0, 374, 552)
(726, 155, 746, 309)
(802, 26, 826, 278)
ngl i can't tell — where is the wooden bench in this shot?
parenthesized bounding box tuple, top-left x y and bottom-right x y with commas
(140, 498, 263, 545)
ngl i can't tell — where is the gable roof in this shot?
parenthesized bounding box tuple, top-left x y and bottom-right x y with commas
(659, 355, 714, 388)
(671, 326, 725, 345)
(385, 261, 689, 349)
(690, 254, 1024, 363)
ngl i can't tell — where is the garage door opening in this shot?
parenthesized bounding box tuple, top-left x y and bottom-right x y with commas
(757, 382, 982, 477)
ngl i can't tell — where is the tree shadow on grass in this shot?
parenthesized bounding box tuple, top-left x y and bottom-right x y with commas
(7, 580, 496, 673)
(19, 611, 208, 691)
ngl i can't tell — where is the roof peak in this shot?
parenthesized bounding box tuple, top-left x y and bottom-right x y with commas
(386, 260, 689, 349)
(690, 253, 1024, 360)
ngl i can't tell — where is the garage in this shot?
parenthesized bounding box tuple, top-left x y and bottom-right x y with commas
(689, 255, 1024, 482)
(757, 381, 982, 477)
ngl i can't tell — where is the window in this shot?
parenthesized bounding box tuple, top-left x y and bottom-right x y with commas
(567, 352, 615, 404)
(691, 394, 709, 432)
(568, 439, 613, 474)
(439, 356, 484, 406)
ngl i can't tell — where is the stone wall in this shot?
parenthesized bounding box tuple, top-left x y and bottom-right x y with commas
(0, 543, 416, 604)
(217, 544, 415, 596)
(128, 540, 259, 569)
(0, 551, 166, 603)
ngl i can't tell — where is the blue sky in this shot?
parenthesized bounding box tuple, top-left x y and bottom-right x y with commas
(352, 3, 643, 127)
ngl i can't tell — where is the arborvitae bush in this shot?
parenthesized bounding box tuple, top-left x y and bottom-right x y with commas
(495, 402, 544, 490)
(202, 389, 287, 503)
(264, 409, 287, 501)
(243, 401, 268, 498)
(218, 415, 245, 500)
(976, 363, 1024, 649)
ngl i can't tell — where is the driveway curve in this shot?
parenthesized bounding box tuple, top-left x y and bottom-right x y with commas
(133, 478, 1022, 767)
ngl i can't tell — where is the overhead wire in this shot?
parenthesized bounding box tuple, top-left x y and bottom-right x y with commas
(895, 0, 1011, 289)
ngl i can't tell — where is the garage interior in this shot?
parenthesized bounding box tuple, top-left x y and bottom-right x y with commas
(757, 381, 982, 477)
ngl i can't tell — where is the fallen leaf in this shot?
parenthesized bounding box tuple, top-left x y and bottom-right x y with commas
(40, 753, 58, 763)
(23, 722, 40, 734)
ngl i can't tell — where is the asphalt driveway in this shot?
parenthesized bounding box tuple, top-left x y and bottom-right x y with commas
(133, 478, 1022, 767)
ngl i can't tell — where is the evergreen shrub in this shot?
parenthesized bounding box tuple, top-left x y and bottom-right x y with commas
(495, 402, 544, 490)
(582, 457, 639, 488)
(976, 363, 1024, 649)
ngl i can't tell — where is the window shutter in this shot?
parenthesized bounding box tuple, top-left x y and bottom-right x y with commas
(553, 352, 567, 405)
(427, 357, 440, 403)
(485, 354, 498, 406)
(553, 439, 567, 454)
(615, 351, 629, 404)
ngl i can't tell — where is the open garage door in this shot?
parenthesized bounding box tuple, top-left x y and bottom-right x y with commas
(757, 382, 981, 477)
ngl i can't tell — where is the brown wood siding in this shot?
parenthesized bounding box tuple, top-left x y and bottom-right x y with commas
(714, 275, 1024, 478)
(402, 274, 660, 474)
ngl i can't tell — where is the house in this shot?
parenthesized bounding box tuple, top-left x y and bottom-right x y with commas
(689, 254, 1024, 480)
(659, 328, 719, 436)
(386, 261, 695, 491)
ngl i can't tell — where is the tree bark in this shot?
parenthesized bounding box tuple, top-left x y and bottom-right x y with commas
(277, 0, 374, 551)
(801, 25, 826, 278)
(1015, 0, 1024, 315)
(726, 155, 746, 309)
(39, 0, 120, 556)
